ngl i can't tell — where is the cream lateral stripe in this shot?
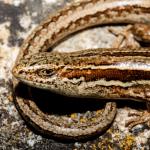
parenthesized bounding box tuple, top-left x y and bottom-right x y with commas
(18, 62, 150, 72)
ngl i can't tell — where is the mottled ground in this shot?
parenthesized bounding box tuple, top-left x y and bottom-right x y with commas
(0, 0, 150, 149)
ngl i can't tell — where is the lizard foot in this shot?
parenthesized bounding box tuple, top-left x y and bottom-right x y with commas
(125, 110, 150, 130)
(109, 25, 140, 48)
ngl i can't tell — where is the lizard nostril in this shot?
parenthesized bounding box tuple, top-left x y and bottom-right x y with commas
(18, 70, 24, 74)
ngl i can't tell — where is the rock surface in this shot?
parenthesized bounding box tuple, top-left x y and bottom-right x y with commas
(0, 0, 150, 149)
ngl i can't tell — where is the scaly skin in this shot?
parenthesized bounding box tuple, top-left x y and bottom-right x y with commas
(12, 0, 150, 140)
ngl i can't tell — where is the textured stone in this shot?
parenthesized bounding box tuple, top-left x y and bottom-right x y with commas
(0, 0, 150, 149)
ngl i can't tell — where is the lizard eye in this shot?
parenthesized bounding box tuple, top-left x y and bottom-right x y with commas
(37, 69, 55, 77)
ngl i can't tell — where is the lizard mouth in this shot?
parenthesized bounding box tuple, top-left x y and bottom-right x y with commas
(14, 70, 59, 91)
(16, 76, 51, 90)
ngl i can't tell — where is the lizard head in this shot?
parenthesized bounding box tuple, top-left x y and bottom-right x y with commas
(12, 52, 71, 93)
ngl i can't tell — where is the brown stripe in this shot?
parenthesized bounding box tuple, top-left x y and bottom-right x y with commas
(59, 68, 150, 82)
(70, 48, 150, 58)
(83, 84, 150, 101)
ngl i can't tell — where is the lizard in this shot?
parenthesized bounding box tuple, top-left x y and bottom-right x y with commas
(12, 0, 150, 140)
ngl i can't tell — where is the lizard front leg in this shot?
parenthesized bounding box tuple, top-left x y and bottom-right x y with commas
(109, 23, 150, 130)
(125, 24, 150, 130)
